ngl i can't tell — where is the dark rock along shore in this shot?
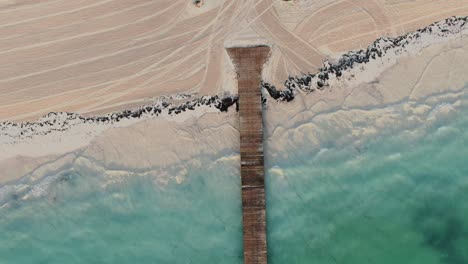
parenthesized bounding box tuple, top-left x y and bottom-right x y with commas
(1, 16, 466, 139)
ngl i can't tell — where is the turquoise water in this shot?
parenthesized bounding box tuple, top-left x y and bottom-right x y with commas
(266, 101, 468, 263)
(0, 158, 243, 263)
(1, 97, 468, 263)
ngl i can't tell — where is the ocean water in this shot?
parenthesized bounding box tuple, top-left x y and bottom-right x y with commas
(1, 96, 467, 263)
(0, 157, 243, 263)
(266, 98, 468, 263)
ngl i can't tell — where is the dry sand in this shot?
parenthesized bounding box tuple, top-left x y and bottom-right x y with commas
(0, 0, 467, 121)
(0, 1, 468, 184)
(1, 28, 467, 185)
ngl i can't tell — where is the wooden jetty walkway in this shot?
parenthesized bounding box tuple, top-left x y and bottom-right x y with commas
(227, 46, 270, 264)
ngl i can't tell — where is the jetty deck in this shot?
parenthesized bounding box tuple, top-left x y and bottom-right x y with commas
(227, 46, 270, 264)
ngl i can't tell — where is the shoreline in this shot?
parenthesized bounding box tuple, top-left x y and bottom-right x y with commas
(1, 16, 467, 185)
(1, 16, 466, 139)
(262, 16, 468, 101)
(0, 94, 238, 142)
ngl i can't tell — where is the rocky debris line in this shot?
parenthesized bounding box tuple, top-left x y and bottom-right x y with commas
(2, 16, 466, 141)
(262, 16, 468, 102)
(0, 95, 238, 141)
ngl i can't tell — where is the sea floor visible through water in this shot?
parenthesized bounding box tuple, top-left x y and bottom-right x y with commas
(0, 92, 467, 263)
(266, 93, 468, 263)
(0, 157, 243, 263)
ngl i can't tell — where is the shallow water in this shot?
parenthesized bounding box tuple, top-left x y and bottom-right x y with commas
(265, 98, 468, 263)
(1, 97, 468, 263)
(0, 158, 243, 263)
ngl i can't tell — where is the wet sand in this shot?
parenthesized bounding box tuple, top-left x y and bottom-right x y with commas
(1, 19, 467, 187)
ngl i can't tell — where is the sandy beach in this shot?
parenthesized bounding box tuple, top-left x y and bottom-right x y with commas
(1, 3, 468, 263)
(0, 0, 467, 121)
(0, 14, 467, 187)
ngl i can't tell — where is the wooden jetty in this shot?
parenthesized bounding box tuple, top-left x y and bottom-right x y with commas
(227, 46, 270, 264)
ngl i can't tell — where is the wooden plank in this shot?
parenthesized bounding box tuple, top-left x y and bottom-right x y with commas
(226, 46, 270, 264)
